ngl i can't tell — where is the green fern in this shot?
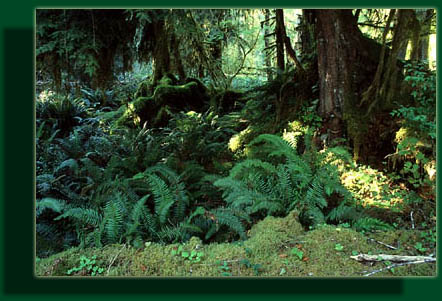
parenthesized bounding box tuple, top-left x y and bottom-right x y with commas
(147, 174, 175, 224)
(209, 208, 247, 240)
(352, 217, 394, 232)
(36, 197, 66, 215)
(216, 134, 355, 228)
(55, 207, 101, 227)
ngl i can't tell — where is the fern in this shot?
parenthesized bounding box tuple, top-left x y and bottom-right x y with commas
(36, 197, 66, 215)
(215, 134, 355, 228)
(147, 174, 175, 224)
(55, 207, 101, 227)
(248, 134, 299, 162)
(210, 208, 247, 240)
(103, 193, 127, 243)
(352, 217, 394, 232)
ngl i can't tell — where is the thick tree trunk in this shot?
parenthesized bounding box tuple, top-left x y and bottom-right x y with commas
(275, 9, 285, 72)
(153, 19, 171, 83)
(315, 10, 364, 141)
(314, 9, 389, 160)
(170, 32, 186, 81)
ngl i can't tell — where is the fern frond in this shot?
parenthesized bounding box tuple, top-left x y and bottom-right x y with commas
(211, 208, 247, 240)
(36, 197, 66, 215)
(126, 194, 150, 235)
(147, 174, 175, 224)
(103, 197, 125, 243)
(303, 207, 326, 226)
(248, 134, 299, 162)
(173, 181, 189, 222)
(352, 217, 394, 232)
(229, 159, 277, 179)
(250, 200, 283, 215)
(55, 207, 101, 226)
(326, 202, 359, 223)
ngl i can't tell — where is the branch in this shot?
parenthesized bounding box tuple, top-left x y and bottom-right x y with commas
(106, 244, 127, 275)
(227, 30, 260, 87)
(260, 16, 276, 24)
(351, 253, 435, 263)
(263, 44, 276, 51)
(367, 238, 398, 250)
(362, 259, 435, 277)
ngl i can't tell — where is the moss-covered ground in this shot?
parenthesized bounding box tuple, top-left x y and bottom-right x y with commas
(35, 211, 436, 277)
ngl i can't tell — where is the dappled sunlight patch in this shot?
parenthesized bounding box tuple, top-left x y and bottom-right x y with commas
(341, 164, 408, 211)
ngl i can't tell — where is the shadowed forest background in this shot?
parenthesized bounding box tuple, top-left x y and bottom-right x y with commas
(35, 8, 436, 277)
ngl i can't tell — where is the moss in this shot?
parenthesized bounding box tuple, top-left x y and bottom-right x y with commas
(117, 80, 209, 128)
(115, 96, 156, 127)
(342, 105, 368, 161)
(134, 80, 152, 99)
(210, 89, 244, 114)
(36, 213, 436, 277)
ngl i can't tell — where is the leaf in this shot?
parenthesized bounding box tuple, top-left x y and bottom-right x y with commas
(334, 243, 344, 251)
(290, 247, 303, 260)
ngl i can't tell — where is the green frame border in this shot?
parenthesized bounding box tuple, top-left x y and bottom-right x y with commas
(0, 0, 440, 299)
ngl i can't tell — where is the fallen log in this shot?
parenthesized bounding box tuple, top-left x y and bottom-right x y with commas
(351, 254, 436, 263)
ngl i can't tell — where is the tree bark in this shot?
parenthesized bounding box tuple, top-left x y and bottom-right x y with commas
(314, 9, 389, 158)
(153, 19, 171, 83)
(262, 9, 274, 81)
(275, 9, 285, 72)
(315, 10, 362, 131)
(417, 9, 434, 65)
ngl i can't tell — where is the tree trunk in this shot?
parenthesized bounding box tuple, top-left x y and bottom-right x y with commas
(379, 9, 413, 105)
(315, 10, 362, 139)
(170, 32, 186, 81)
(275, 9, 285, 72)
(314, 9, 388, 159)
(418, 9, 434, 65)
(153, 19, 171, 83)
(409, 10, 421, 61)
(299, 9, 316, 61)
(262, 9, 274, 81)
(278, 10, 305, 73)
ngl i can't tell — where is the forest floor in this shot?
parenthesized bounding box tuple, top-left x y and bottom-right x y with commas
(36, 211, 436, 277)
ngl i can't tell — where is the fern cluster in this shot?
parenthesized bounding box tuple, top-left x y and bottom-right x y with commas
(215, 134, 374, 229)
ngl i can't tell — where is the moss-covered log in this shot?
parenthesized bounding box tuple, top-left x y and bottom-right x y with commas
(117, 77, 209, 127)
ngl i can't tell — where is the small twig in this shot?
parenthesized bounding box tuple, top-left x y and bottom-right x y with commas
(367, 238, 398, 250)
(51, 174, 66, 184)
(363, 259, 435, 277)
(106, 244, 126, 275)
(410, 211, 415, 229)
